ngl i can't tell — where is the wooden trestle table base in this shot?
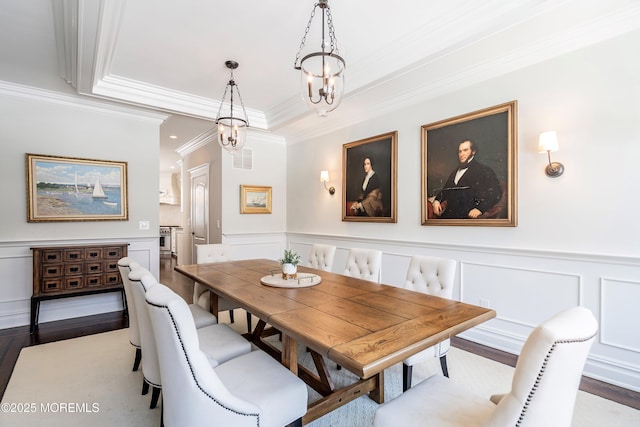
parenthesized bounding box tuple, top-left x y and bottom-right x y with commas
(175, 259, 495, 425)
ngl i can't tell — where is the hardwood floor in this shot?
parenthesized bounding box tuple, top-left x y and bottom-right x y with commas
(1, 255, 638, 411)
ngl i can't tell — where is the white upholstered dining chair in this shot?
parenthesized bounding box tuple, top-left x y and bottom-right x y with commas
(374, 306, 598, 427)
(194, 243, 252, 333)
(307, 243, 336, 272)
(117, 257, 142, 371)
(343, 248, 382, 283)
(145, 281, 308, 427)
(402, 255, 457, 391)
(129, 270, 252, 410)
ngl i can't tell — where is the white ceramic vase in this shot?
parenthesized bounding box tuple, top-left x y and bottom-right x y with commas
(282, 263, 297, 275)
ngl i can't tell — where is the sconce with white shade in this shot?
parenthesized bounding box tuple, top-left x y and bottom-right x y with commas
(320, 170, 335, 195)
(538, 131, 564, 178)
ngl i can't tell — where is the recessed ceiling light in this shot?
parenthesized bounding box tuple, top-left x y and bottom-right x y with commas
(169, 135, 177, 139)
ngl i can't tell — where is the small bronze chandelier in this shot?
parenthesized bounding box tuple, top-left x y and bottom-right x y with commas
(294, 0, 345, 116)
(215, 60, 249, 153)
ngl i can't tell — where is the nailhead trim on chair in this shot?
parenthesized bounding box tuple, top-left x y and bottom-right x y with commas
(147, 300, 260, 426)
(515, 332, 597, 427)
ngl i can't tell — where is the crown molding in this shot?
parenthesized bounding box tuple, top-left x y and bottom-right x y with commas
(91, 74, 269, 130)
(53, 0, 640, 144)
(0, 80, 167, 122)
(52, 0, 78, 86)
(276, 1, 640, 143)
(175, 128, 216, 158)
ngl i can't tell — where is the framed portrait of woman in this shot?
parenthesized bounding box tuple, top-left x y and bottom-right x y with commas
(421, 101, 517, 227)
(342, 131, 397, 223)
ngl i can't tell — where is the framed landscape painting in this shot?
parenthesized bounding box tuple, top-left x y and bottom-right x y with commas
(26, 153, 128, 222)
(342, 131, 397, 223)
(421, 101, 517, 227)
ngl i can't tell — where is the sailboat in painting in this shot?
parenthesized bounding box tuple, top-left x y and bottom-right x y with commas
(92, 176, 108, 200)
(69, 171, 81, 198)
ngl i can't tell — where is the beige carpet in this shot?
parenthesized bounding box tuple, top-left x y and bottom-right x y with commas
(2, 315, 638, 427)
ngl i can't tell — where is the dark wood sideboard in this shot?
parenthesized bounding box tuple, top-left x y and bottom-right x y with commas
(30, 243, 129, 333)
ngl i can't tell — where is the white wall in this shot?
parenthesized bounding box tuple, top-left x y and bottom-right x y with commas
(175, 131, 288, 264)
(220, 133, 288, 259)
(287, 30, 640, 256)
(0, 84, 164, 328)
(222, 133, 288, 235)
(281, 31, 640, 391)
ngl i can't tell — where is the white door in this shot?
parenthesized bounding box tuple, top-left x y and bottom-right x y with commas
(189, 164, 209, 263)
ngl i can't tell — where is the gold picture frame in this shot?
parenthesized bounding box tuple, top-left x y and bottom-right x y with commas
(421, 101, 517, 226)
(342, 131, 398, 223)
(26, 153, 128, 222)
(240, 185, 272, 214)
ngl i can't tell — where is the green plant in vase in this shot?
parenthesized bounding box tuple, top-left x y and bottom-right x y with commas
(279, 249, 301, 279)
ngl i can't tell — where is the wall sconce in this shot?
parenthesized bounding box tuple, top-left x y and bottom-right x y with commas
(320, 171, 335, 195)
(538, 130, 564, 178)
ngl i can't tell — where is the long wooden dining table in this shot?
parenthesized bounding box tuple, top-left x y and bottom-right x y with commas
(175, 259, 496, 424)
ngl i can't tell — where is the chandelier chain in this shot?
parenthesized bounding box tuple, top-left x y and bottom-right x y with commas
(294, 4, 317, 67)
(234, 84, 249, 126)
(215, 79, 230, 120)
(325, 7, 338, 54)
(215, 69, 249, 127)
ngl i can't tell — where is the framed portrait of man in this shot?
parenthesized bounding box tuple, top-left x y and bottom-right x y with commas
(421, 101, 517, 227)
(343, 131, 397, 223)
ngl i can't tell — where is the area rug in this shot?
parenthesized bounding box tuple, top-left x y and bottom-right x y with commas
(2, 323, 638, 426)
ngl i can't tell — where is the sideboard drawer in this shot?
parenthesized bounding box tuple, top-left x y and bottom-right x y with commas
(104, 260, 119, 273)
(43, 264, 63, 278)
(85, 261, 103, 274)
(64, 276, 84, 290)
(65, 263, 83, 275)
(85, 248, 103, 260)
(104, 246, 123, 259)
(42, 250, 63, 263)
(85, 274, 104, 287)
(104, 272, 121, 286)
(41, 278, 63, 293)
(64, 249, 84, 262)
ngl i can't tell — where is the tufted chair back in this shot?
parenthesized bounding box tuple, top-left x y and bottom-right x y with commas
(128, 266, 163, 407)
(308, 244, 336, 272)
(117, 257, 142, 370)
(193, 244, 232, 308)
(145, 283, 262, 427)
(401, 255, 457, 390)
(486, 306, 597, 427)
(403, 256, 456, 298)
(343, 248, 382, 283)
(196, 243, 232, 263)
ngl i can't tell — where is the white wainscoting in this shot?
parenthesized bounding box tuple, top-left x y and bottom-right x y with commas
(0, 237, 159, 330)
(222, 232, 287, 261)
(270, 232, 640, 393)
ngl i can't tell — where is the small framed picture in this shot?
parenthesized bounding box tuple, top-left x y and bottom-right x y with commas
(26, 153, 128, 222)
(421, 101, 517, 226)
(240, 185, 272, 214)
(342, 131, 397, 223)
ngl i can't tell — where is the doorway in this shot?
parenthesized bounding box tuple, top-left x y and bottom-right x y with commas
(189, 164, 210, 264)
